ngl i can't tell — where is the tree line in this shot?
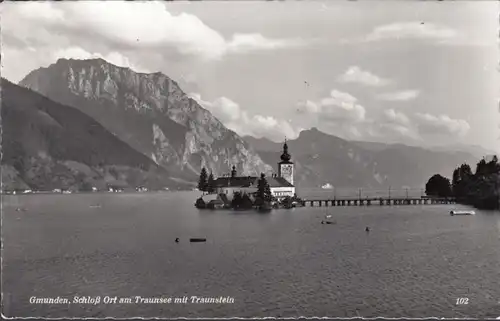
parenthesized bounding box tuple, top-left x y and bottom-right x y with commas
(425, 155, 500, 210)
(197, 167, 215, 193)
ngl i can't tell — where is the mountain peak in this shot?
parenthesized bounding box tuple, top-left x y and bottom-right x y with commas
(19, 58, 274, 179)
(55, 57, 109, 66)
(52, 57, 162, 77)
(51, 57, 116, 75)
(299, 127, 323, 135)
(299, 127, 331, 138)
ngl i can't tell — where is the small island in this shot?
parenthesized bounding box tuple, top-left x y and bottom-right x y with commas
(194, 140, 303, 212)
(425, 155, 500, 210)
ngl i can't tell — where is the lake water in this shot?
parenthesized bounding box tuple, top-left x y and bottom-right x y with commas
(2, 191, 500, 318)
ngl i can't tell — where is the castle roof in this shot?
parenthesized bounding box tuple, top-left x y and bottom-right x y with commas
(279, 139, 293, 164)
(214, 176, 258, 188)
(267, 176, 294, 188)
(214, 175, 294, 188)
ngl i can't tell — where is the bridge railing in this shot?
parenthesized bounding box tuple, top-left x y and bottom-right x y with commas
(298, 187, 428, 201)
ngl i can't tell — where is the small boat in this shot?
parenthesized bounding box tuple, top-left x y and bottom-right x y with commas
(189, 238, 206, 243)
(450, 210, 475, 216)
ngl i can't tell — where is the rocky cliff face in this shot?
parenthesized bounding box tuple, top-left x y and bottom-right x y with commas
(20, 58, 272, 180)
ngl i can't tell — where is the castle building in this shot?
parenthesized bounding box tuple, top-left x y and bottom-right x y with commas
(213, 140, 296, 200)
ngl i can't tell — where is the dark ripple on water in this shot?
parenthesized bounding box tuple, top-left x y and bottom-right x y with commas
(2, 192, 500, 318)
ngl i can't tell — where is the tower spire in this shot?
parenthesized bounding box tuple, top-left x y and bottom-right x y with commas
(280, 138, 291, 163)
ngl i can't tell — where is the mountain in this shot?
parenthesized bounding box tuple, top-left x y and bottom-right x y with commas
(352, 140, 411, 152)
(425, 143, 497, 159)
(1, 78, 190, 191)
(244, 128, 479, 189)
(19, 58, 272, 181)
(242, 136, 280, 152)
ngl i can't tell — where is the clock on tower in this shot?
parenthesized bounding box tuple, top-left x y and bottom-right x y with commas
(278, 140, 294, 185)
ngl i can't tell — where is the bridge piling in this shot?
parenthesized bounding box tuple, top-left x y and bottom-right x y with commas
(302, 196, 455, 207)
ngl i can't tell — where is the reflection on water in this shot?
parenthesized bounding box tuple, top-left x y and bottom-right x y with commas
(2, 191, 500, 318)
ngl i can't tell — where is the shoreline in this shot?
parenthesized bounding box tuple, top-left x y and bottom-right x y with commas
(0, 190, 195, 196)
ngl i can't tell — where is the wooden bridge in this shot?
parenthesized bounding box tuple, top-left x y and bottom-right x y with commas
(297, 187, 456, 207)
(301, 197, 456, 207)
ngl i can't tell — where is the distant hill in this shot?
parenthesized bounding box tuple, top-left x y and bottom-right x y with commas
(242, 136, 280, 152)
(425, 143, 497, 159)
(1, 78, 191, 191)
(244, 128, 479, 189)
(19, 58, 272, 181)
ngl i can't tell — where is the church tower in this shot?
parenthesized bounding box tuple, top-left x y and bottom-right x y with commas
(278, 139, 294, 185)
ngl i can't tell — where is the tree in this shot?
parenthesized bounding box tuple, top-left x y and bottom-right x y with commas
(437, 156, 499, 210)
(256, 173, 272, 202)
(240, 193, 254, 209)
(207, 172, 215, 193)
(452, 163, 473, 199)
(425, 174, 452, 197)
(475, 158, 488, 177)
(264, 182, 272, 201)
(232, 192, 243, 209)
(486, 155, 500, 175)
(198, 167, 208, 192)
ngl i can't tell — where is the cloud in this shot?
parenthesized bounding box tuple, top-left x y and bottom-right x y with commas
(377, 123, 421, 142)
(299, 89, 366, 123)
(295, 89, 370, 140)
(14, 1, 65, 23)
(365, 22, 458, 42)
(383, 109, 410, 126)
(188, 93, 300, 141)
(338, 66, 391, 87)
(342, 22, 469, 46)
(3, 2, 311, 62)
(376, 90, 420, 101)
(378, 111, 470, 141)
(414, 113, 470, 137)
(189, 90, 468, 146)
(295, 91, 469, 144)
(363, 109, 418, 141)
(226, 33, 307, 54)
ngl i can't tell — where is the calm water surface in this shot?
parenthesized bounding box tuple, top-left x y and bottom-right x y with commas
(2, 192, 500, 318)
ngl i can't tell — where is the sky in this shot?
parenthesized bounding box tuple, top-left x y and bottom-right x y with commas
(2, 1, 499, 153)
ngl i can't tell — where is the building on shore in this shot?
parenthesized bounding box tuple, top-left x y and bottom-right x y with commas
(213, 141, 295, 200)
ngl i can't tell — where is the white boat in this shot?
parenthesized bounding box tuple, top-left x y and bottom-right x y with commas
(450, 210, 475, 216)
